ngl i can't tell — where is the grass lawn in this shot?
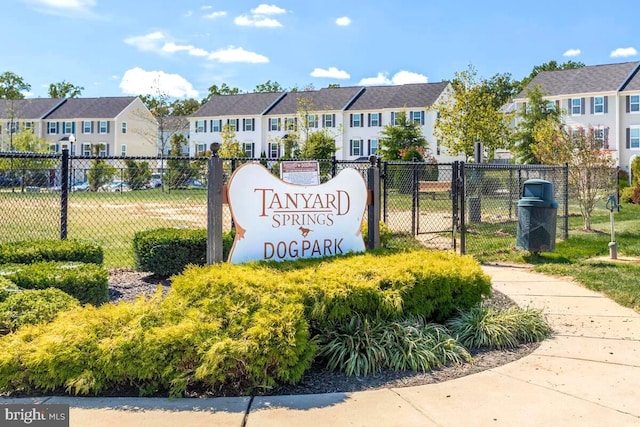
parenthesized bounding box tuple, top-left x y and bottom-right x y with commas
(478, 201, 640, 313)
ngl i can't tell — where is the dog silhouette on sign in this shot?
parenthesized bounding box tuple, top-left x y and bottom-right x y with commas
(299, 226, 312, 237)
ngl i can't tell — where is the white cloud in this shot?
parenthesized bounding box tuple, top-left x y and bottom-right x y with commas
(119, 67, 198, 98)
(234, 14, 282, 27)
(310, 67, 350, 79)
(251, 4, 286, 15)
(204, 11, 227, 19)
(124, 32, 165, 53)
(161, 42, 208, 57)
(335, 16, 351, 26)
(208, 46, 269, 63)
(563, 48, 581, 57)
(24, 0, 98, 18)
(358, 71, 428, 86)
(611, 47, 638, 58)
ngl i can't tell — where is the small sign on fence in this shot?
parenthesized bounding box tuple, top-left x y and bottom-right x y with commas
(280, 160, 320, 185)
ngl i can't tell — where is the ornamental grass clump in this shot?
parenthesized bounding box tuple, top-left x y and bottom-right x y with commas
(446, 304, 551, 350)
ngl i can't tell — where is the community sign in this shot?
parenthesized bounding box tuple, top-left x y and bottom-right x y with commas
(226, 163, 367, 264)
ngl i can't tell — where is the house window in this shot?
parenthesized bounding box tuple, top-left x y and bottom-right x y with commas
(307, 114, 318, 128)
(63, 121, 73, 134)
(196, 143, 207, 155)
(98, 144, 107, 156)
(369, 139, 378, 155)
(322, 114, 334, 128)
(195, 120, 206, 133)
(411, 111, 424, 125)
(47, 122, 58, 134)
(351, 113, 362, 127)
(270, 118, 280, 131)
(243, 142, 254, 157)
(83, 121, 92, 134)
(350, 139, 362, 157)
(630, 95, 640, 113)
(630, 128, 640, 149)
(82, 143, 92, 156)
(369, 112, 381, 127)
(99, 121, 108, 134)
(594, 97, 604, 114)
(23, 122, 33, 132)
(211, 119, 222, 132)
(546, 101, 556, 112)
(49, 143, 59, 153)
(228, 119, 238, 131)
(437, 140, 441, 156)
(285, 117, 296, 131)
(120, 144, 127, 156)
(269, 142, 280, 158)
(593, 128, 606, 148)
(243, 118, 255, 132)
(121, 122, 127, 134)
(571, 98, 582, 115)
(391, 112, 402, 125)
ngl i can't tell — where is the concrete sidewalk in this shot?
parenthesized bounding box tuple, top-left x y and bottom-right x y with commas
(3, 264, 640, 426)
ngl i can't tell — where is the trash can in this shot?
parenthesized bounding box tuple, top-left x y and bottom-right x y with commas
(516, 179, 557, 252)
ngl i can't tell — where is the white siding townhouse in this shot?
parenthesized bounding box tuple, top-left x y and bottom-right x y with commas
(0, 96, 158, 157)
(514, 61, 640, 173)
(189, 82, 462, 162)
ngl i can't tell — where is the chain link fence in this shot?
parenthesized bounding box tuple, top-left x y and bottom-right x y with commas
(1, 151, 577, 268)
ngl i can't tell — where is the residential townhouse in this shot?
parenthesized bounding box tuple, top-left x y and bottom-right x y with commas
(514, 61, 640, 173)
(0, 96, 158, 157)
(189, 82, 462, 162)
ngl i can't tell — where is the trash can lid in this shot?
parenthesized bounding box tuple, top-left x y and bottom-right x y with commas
(517, 198, 558, 208)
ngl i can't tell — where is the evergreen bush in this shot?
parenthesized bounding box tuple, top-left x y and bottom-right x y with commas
(0, 277, 19, 302)
(0, 288, 79, 331)
(132, 228, 235, 277)
(0, 239, 103, 265)
(1, 262, 108, 305)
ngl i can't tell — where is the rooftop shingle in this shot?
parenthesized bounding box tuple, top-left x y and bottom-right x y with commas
(0, 98, 65, 119)
(346, 82, 450, 110)
(265, 86, 364, 115)
(44, 97, 138, 119)
(193, 92, 286, 117)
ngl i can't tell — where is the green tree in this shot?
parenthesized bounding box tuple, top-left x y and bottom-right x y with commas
(0, 71, 31, 152)
(170, 98, 201, 116)
(1, 129, 54, 189)
(87, 145, 116, 191)
(298, 130, 337, 159)
(219, 123, 246, 158)
(48, 81, 83, 98)
(513, 86, 562, 164)
(379, 111, 428, 161)
(533, 119, 615, 230)
(124, 159, 152, 190)
(430, 65, 514, 159)
(201, 83, 240, 104)
(164, 134, 195, 189)
(254, 80, 284, 93)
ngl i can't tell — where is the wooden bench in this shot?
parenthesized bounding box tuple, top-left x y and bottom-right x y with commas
(418, 181, 451, 199)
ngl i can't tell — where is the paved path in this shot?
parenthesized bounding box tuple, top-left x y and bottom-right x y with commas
(3, 264, 640, 426)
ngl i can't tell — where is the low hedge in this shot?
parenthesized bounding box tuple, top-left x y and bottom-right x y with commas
(132, 228, 235, 277)
(0, 288, 79, 331)
(0, 262, 109, 305)
(0, 277, 19, 302)
(0, 249, 490, 397)
(0, 239, 103, 265)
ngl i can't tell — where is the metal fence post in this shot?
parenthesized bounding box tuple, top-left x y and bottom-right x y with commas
(367, 155, 380, 250)
(60, 148, 69, 240)
(331, 155, 337, 178)
(459, 162, 466, 254)
(207, 143, 224, 264)
(411, 158, 418, 235)
(382, 161, 388, 223)
(563, 162, 569, 240)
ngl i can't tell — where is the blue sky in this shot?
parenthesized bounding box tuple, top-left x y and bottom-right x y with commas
(3, 0, 639, 100)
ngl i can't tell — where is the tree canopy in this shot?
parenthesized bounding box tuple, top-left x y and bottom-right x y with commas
(431, 65, 514, 159)
(48, 81, 83, 98)
(201, 83, 241, 104)
(379, 111, 429, 161)
(0, 72, 30, 100)
(254, 80, 284, 93)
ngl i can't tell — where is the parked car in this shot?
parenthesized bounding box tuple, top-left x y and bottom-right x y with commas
(0, 173, 22, 188)
(183, 179, 205, 189)
(101, 180, 131, 192)
(146, 173, 163, 188)
(71, 181, 89, 192)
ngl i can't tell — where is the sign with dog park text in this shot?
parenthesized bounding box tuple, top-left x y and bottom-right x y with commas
(226, 163, 367, 264)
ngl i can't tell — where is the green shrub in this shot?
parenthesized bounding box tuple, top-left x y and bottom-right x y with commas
(0, 239, 103, 265)
(0, 288, 79, 331)
(446, 304, 551, 350)
(132, 228, 235, 276)
(361, 221, 393, 248)
(317, 313, 471, 376)
(620, 186, 634, 204)
(0, 262, 109, 305)
(0, 274, 315, 397)
(0, 277, 19, 302)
